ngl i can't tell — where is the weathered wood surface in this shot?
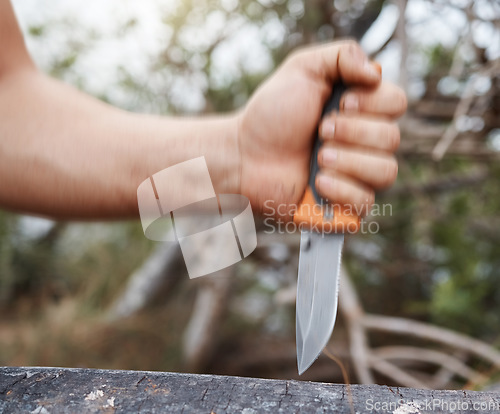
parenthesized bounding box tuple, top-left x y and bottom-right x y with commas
(1, 367, 499, 413)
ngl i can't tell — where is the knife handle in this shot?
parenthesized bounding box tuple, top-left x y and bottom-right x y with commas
(294, 80, 360, 234)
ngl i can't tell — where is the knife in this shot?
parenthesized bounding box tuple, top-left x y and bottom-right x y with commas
(293, 80, 360, 375)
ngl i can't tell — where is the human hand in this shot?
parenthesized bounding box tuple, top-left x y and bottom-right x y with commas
(236, 40, 407, 221)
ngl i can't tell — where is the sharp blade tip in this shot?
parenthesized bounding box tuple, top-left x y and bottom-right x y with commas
(297, 357, 315, 375)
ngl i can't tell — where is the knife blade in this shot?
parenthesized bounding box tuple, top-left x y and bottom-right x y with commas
(296, 230, 344, 374)
(293, 80, 360, 375)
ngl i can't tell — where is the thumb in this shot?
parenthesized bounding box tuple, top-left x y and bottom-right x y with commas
(287, 39, 381, 86)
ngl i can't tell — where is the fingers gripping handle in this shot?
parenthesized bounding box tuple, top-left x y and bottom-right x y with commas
(308, 81, 347, 203)
(294, 80, 360, 234)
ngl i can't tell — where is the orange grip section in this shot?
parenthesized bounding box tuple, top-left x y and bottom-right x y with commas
(293, 187, 360, 234)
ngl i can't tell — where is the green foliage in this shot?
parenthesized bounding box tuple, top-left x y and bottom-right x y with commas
(425, 43, 456, 73)
(28, 25, 45, 37)
(49, 54, 78, 77)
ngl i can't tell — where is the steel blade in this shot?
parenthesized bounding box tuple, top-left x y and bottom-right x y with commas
(296, 231, 343, 375)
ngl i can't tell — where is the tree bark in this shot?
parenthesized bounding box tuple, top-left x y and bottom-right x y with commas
(1, 367, 499, 413)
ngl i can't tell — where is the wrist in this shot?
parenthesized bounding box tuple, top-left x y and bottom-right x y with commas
(127, 112, 243, 211)
(219, 111, 242, 196)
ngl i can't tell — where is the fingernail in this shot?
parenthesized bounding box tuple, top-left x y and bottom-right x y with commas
(320, 118, 336, 140)
(364, 60, 381, 80)
(343, 94, 359, 112)
(322, 148, 338, 166)
(317, 174, 334, 191)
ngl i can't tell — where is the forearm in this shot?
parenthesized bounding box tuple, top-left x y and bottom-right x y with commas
(0, 70, 240, 219)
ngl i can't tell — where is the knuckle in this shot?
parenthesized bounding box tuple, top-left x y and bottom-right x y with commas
(285, 50, 302, 68)
(339, 39, 365, 67)
(360, 189, 375, 215)
(343, 39, 361, 54)
(381, 157, 398, 187)
(394, 88, 408, 116)
(388, 124, 401, 150)
(284, 46, 310, 69)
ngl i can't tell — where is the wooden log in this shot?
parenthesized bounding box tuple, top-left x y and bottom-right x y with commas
(1, 367, 500, 413)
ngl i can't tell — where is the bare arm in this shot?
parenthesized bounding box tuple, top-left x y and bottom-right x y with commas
(0, 0, 239, 219)
(0, 0, 406, 221)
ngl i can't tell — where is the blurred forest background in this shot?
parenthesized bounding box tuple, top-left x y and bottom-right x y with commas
(1, 0, 500, 389)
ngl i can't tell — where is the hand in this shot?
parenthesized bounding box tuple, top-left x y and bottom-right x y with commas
(236, 40, 407, 220)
